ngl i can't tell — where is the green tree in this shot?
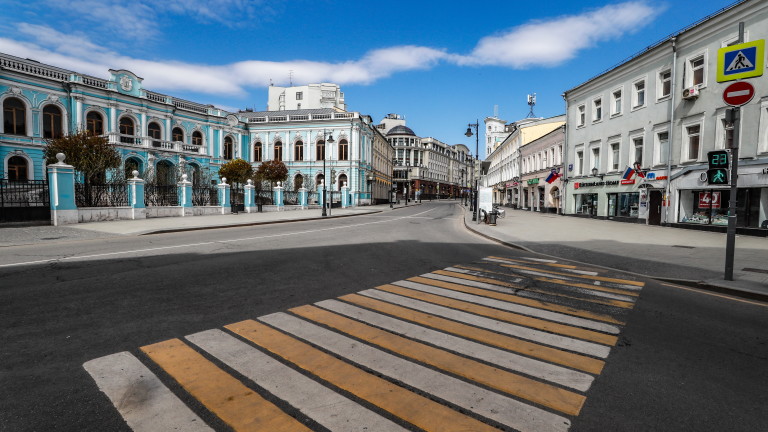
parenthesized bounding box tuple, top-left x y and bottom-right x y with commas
(217, 158, 253, 185)
(44, 131, 121, 185)
(254, 160, 288, 187)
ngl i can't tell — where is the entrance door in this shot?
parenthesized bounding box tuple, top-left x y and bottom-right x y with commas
(648, 190, 662, 225)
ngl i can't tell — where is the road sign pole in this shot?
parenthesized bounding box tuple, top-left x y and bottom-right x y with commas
(724, 107, 739, 281)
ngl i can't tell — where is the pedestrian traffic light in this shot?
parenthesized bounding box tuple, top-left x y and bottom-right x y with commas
(707, 168, 729, 185)
(707, 150, 729, 169)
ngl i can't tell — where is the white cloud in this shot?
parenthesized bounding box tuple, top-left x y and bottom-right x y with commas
(454, 1, 661, 68)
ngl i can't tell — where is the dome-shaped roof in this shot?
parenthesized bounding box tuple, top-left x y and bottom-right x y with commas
(387, 125, 416, 136)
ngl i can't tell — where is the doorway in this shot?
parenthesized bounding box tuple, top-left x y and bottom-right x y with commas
(648, 190, 662, 225)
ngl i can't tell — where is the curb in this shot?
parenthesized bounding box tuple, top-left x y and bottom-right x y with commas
(460, 206, 768, 303)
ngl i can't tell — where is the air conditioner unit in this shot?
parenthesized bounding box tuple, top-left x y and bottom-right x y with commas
(682, 86, 700, 99)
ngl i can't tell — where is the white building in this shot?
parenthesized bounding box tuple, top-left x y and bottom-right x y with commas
(267, 83, 346, 111)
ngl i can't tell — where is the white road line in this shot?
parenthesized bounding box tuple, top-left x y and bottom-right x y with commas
(442, 267, 525, 284)
(565, 269, 599, 276)
(316, 299, 595, 391)
(259, 312, 571, 432)
(359, 289, 611, 358)
(395, 279, 621, 335)
(185, 329, 408, 432)
(522, 257, 559, 263)
(83, 352, 213, 432)
(509, 269, 637, 301)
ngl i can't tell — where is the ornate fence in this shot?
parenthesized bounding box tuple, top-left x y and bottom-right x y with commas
(307, 191, 318, 204)
(75, 183, 128, 207)
(255, 190, 273, 205)
(283, 191, 299, 205)
(0, 179, 50, 222)
(145, 185, 179, 206)
(192, 186, 218, 206)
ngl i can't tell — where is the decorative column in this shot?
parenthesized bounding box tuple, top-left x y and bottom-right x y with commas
(273, 182, 284, 211)
(47, 153, 78, 226)
(127, 170, 145, 220)
(218, 177, 231, 214)
(341, 182, 349, 208)
(178, 173, 192, 216)
(298, 187, 308, 209)
(244, 179, 256, 213)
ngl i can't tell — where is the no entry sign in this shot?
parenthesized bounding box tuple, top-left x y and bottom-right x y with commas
(722, 81, 755, 106)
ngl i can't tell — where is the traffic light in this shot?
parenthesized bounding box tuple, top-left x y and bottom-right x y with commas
(707, 150, 730, 185)
(707, 168, 729, 185)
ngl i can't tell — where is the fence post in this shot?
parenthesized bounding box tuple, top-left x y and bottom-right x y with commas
(218, 177, 231, 215)
(298, 187, 308, 209)
(317, 182, 324, 207)
(178, 173, 192, 217)
(273, 182, 284, 211)
(341, 183, 349, 208)
(244, 179, 256, 213)
(127, 170, 145, 220)
(47, 153, 78, 226)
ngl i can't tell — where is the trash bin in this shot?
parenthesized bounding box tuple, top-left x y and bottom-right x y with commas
(489, 210, 499, 226)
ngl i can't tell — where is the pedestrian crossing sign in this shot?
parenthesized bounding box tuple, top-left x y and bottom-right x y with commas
(717, 39, 764, 82)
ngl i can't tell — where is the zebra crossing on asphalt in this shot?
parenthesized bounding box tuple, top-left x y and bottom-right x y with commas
(84, 255, 644, 431)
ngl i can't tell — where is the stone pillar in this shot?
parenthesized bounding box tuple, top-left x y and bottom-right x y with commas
(47, 153, 78, 226)
(178, 173, 192, 216)
(298, 187, 308, 209)
(341, 183, 349, 208)
(127, 170, 146, 220)
(273, 182, 284, 211)
(317, 182, 325, 207)
(218, 177, 231, 214)
(244, 179, 256, 213)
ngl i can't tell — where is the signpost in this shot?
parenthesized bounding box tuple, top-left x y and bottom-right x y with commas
(722, 81, 755, 106)
(716, 39, 764, 82)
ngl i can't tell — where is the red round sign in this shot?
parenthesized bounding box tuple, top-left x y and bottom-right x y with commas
(722, 81, 755, 106)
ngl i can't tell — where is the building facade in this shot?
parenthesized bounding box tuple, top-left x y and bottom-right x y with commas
(519, 126, 565, 213)
(267, 83, 346, 111)
(563, 0, 768, 230)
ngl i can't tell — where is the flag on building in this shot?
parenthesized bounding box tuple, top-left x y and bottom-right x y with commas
(634, 166, 646, 178)
(622, 166, 635, 180)
(545, 170, 561, 184)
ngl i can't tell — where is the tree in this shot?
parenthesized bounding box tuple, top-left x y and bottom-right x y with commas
(217, 158, 253, 185)
(254, 160, 288, 187)
(44, 131, 121, 185)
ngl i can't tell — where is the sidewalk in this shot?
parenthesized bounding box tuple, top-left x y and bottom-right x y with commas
(463, 206, 768, 301)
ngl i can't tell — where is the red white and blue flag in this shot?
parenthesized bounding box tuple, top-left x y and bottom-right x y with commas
(634, 166, 646, 178)
(622, 166, 635, 180)
(545, 170, 561, 184)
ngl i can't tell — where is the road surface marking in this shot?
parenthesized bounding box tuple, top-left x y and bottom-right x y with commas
(83, 352, 213, 432)
(141, 338, 311, 432)
(184, 329, 409, 432)
(660, 283, 768, 307)
(339, 293, 606, 374)
(225, 319, 504, 432)
(359, 288, 611, 358)
(312, 299, 596, 391)
(257, 313, 575, 431)
(416, 272, 625, 324)
(497, 262, 645, 288)
(383, 283, 618, 346)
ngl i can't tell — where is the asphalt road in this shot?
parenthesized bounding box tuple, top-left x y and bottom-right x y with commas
(1, 201, 766, 431)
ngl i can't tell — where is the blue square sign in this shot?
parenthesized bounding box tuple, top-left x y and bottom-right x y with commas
(717, 40, 764, 82)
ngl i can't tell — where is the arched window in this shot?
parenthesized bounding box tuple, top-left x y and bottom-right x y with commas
(338, 173, 348, 188)
(223, 136, 233, 160)
(316, 140, 325, 161)
(253, 142, 262, 162)
(294, 174, 304, 190)
(7, 156, 28, 181)
(119, 117, 135, 143)
(42, 105, 63, 139)
(192, 131, 203, 146)
(339, 139, 349, 161)
(156, 160, 175, 186)
(295, 141, 304, 161)
(124, 157, 141, 179)
(3, 98, 26, 135)
(86, 111, 104, 136)
(148, 122, 162, 147)
(172, 127, 184, 143)
(274, 141, 283, 162)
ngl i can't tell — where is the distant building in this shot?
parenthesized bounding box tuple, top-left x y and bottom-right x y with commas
(267, 83, 345, 111)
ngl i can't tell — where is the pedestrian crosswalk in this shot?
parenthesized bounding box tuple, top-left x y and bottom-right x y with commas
(84, 255, 644, 432)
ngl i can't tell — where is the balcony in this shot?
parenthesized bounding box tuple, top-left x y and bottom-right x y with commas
(106, 133, 206, 155)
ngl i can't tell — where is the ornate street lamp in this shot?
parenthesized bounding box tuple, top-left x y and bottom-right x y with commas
(465, 121, 480, 223)
(321, 131, 335, 217)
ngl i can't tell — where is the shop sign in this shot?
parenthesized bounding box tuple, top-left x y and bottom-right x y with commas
(698, 191, 721, 208)
(527, 178, 540, 185)
(573, 180, 620, 189)
(644, 172, 668, 181)
(620, 179, 635, 185)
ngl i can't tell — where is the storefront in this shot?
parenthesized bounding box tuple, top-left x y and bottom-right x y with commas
(678, 188, 766, 228)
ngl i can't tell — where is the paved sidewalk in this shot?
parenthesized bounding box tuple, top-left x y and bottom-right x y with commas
(462, 206, 768, 301)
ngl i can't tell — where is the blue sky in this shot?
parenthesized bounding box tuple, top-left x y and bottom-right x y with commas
(0, 0, 742, 157)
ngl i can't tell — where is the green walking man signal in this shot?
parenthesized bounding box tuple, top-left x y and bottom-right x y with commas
(707, 150, 730, 185)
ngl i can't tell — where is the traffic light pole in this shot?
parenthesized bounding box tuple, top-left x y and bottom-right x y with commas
(724, 107, 739, 281)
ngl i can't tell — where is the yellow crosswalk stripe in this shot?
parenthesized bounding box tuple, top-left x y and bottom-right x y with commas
(225, 320, 500, 432)
(377, 284, 618, 346)
(140, 339, 310, 432)
(488, 256, 645, 286)
(410, 275, 625, 325)
(290, 304, 587, 416)
(339, 293, 605, 374)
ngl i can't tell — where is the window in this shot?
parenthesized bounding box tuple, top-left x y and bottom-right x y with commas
(339, 139, 349, 161)
(591, 147, 600, 171)
(686, 124, 701, 160)
(119, 117, 135, 143)
(633, 137, 644, 166)
(148, 122, 162, 146)
(611, 90, 622, 116)
(192, 131, 203, 146)
(223, 136, 234, 160)
(296, 92, 303, 101)
(593, 99, 602, 122)
(86, 111, 104, 136)
(576, 150, 584, 176)
(274, 141, 283, 161)
(3, 97, 26, 135)
(610, 143, 620, 170)
(295, 141, 304, 161)
(577, 105, 585, 127)
(42, 105, 63, 139)
(655, 131, 669, 165)
(633, 80, 646, 108)
(317, 140, 325, 161)
(172, 127, 184, 142)
(690, 55, 705, 86)
(253, 142, 262, 162)
(7, 156, 28, 181)
(659, 69, 671, 98)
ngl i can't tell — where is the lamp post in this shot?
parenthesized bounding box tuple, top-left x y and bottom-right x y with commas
(321, 130, 335, 217)
(367, 173, 374, 206)
(465, 121, 479, 224)
(405, 160, 410, 205)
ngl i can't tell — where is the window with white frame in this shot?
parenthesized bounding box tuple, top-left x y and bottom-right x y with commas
(575, 148, 584, 176)
(610, 142, 620, 171)
(654, 131, 669, 166)
(633, 137, 644, 167)
(577, 105, 586, 127)
(658, 69, 671, 99)
(593, 98, 602, 122)
(685, 124, 701, 161)
(687, 54, 706, 87)
(611, 89, 622, 116)
(591, 147, 600, 172)
(633, 80, 646, 108)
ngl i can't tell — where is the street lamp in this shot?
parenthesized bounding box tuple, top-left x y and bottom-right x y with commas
(405, 160, 410, 205)
(367, 173, 374, 206)
(465, 121, 480, 224)
(321, 131, 335, 217)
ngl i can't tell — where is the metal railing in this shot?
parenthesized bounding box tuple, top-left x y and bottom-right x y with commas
(255, 190, 273, 205)
(1, 179, 49, 207)
(75, 183, 128, 207)
(145, 185, 179, 207)
(192, 187, 218, 206)
(283, 191, 299, 205)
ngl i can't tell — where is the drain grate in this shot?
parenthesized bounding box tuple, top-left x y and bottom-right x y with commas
(672, 245, 695, 249)
(743, 268, 768, 274)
